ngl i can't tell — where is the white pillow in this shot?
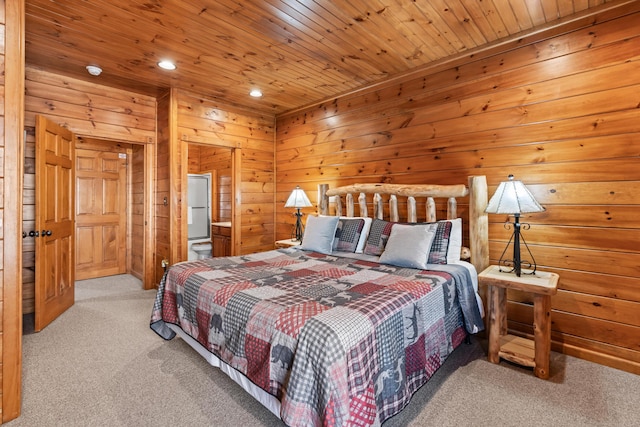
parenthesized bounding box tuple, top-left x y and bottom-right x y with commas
(447, 218, 462, 263)
(300, 215, 340, 255)
(340, 216, 372, 253)
(379, 224, 435, 269)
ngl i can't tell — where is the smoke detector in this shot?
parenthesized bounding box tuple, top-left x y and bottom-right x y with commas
(86, 65, 102, 76)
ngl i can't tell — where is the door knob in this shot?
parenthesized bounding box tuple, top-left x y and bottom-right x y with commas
(42, 230, 52, 236)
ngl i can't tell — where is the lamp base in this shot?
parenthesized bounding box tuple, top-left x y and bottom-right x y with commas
(290, 209, 305, 242)
(497, 215, 538, 277)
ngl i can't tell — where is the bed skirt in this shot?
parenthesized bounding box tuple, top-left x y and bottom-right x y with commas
(168, 323, 283, 418)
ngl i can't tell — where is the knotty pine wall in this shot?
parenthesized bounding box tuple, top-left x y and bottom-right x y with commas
(200, 147, 232, 222)
(129, 145, 145, 279)
(275, 10, 640, 374)
(23, 67, 157, 311)
(154, 90, 173, 284)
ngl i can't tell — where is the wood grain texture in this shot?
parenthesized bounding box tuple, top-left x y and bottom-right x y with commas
(129, 144, 145, 281)
(325, 183, 468, 198)
(25, 67, 156, 143)
(488, 286, 506, 364)
(3, 0, 24, 421)
(498, 335, 536, 368)
(188, 145, 233, 223)
(172, 89, 186, 263)
(533, 294, 552, 378)
(154, 91, 172, 284)
(482, 266, 558, 378)
(23, 0, 632, 114)
(34, 115, 76, 332)
(275, 9, 640, 374)
(75, 144, 130, 281)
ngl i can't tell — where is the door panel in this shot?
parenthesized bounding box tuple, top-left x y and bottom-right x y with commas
(35, 115, 76, 331)
(75, 148, 127, 280)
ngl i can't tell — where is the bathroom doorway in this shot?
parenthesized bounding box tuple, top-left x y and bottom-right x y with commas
(186, 143, 234, 259)
(187, 173, 212, 260)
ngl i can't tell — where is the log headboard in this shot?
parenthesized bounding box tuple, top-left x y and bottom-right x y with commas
(318, 175, 489, 274)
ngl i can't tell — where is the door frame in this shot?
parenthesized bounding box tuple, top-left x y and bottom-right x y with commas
(75, 136, 156, 289)
(3, 0, 25, 420)
(179, 136, 241, 260)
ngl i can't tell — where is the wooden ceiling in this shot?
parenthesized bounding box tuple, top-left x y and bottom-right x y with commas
(25, 0, 623, 115)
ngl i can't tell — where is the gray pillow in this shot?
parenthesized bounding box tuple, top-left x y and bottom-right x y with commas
(379, 224, 435, 269)
(300, 215, 340, 254)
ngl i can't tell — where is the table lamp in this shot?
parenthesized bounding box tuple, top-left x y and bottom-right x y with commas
(485, 175, 545, 276)
(284, 186, 312, 242)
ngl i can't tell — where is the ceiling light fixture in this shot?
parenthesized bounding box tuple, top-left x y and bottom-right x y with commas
(86, 65, 102, 76)
(157, 60, 176, 70)
(249, 89, 263, 98)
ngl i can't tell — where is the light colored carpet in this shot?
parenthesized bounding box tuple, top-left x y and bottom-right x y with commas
(6, 275, 639, 427)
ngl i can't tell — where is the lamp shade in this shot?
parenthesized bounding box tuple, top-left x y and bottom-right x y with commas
(284, 186, 312, 208)
(485, 175, 545, 214)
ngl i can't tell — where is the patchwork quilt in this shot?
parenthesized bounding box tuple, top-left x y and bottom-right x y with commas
(150, 249, 483, 427)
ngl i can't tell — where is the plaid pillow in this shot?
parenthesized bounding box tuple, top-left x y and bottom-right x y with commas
(333, 218, 365, 253)
(363, 219, 453, 263)
(426, 220, 452, 264)
(363, 219, 395, 256)
(400, 220, 453, 264)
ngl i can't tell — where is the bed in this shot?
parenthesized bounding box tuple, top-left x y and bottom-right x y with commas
(151, 175, 489, 426)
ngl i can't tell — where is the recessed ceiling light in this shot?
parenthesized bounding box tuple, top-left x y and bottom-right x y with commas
(157, 60, 176, 70)
(86, 65, 102, 76)
(249, 89, 263, 98)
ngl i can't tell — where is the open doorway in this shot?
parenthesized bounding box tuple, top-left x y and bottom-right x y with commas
(74, 137, 148, 284)
(22, 132, 152, 335)
(187, 173, 212, 260)
(186, 143, 233, 259)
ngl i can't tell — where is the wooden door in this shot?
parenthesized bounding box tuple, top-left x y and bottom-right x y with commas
(75, 146, 128, 280)
(35, 115, 76, 331)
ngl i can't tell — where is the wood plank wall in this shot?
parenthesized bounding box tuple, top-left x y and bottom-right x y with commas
(275, 10, 640, 374)
(200, 147, 232, 222)
(154, 91, 171, 285)
(129, 145, 145, 279)
(187, 144, 200, 171)
(187, 145, 232, 222)
(23, 67, 157, 311)
(24, 68, 156, 143)
(176, 91, 275, 255)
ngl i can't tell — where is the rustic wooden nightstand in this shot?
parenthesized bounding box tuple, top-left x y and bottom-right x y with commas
(275, 239, 301, 249)
(478, 265, 559, 379)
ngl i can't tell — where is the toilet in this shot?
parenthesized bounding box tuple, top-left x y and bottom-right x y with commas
(191, 241, 213, 259)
